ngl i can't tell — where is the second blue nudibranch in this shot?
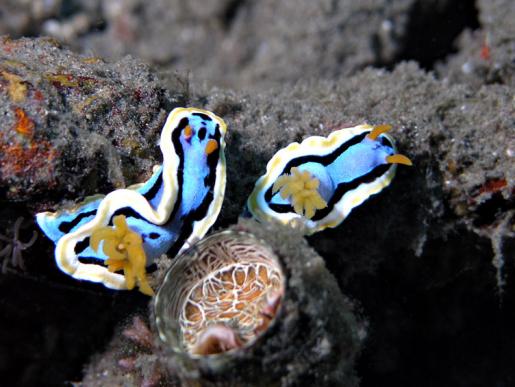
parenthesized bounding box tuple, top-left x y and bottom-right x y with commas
(247, 124, 412, 234)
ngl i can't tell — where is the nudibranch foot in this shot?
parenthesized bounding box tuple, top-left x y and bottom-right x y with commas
(36, 107, 228, 292)
(247, 123, 412, 234)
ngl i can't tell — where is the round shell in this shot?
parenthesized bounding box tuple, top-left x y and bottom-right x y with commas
(154, 230, 285, 356)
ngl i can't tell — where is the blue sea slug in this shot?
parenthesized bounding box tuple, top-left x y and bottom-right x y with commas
(247, 124, 412, 234)
(36, 107, 227, 293)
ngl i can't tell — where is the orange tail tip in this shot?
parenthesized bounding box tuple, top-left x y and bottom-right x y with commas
(367, 124, 392, 141)
(386, 154, 413, 166)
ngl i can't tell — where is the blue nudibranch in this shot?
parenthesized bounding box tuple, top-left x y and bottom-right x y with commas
(247, 124, 412, 234)
(36, 107, 227, 291)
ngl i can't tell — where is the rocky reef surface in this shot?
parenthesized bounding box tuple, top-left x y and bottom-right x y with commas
(0, 0, 513, 386)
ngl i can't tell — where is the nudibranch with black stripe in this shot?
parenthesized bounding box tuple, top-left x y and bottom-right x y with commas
(36, 107, 227, 295)
(247, 124, 412, 234)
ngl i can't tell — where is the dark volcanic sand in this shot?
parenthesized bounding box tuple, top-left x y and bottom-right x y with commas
(0, 0, 513, 385)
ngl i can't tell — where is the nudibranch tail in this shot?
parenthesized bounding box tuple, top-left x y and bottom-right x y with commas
(36, 107, 228, 293)
(247, 123, 411, 234)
